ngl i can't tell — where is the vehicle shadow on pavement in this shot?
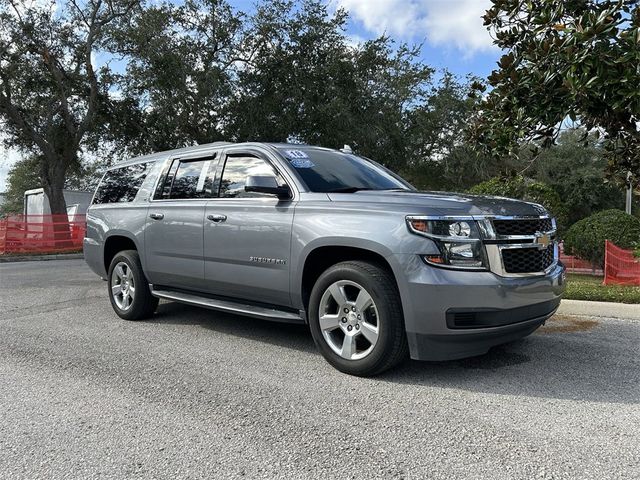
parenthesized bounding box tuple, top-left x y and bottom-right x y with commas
(151, 303, 639, 405)
(151, 301, 317, 354)
(378, 321, 640, 405)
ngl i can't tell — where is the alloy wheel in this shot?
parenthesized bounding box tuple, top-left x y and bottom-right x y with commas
(111, 261, 135, 311)
(318, 280, 380, 360)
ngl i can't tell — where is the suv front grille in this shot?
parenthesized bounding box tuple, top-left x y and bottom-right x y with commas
(493, 218, 553, 236)
(502, 245, 555, 273)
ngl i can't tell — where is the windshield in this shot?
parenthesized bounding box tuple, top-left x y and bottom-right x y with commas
(276, 147, 411, 193)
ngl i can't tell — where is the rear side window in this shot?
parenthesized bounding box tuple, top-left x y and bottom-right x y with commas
(218, 155, 284, 198)
(156, 157, 215, 200)
(93, 162, 151, 204)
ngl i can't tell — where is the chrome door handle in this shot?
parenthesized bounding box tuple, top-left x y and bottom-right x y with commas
(207, 214, 227, 223)
(149, 213, 164, 220)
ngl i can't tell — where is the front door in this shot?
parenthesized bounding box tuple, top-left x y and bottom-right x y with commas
(203, 151, 295, 306)
(144, 155, 217, 291)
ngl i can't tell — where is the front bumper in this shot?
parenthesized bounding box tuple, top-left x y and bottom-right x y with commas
(390, 254, 566, 361)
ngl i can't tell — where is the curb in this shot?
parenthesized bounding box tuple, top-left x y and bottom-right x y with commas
(558, 299, 640, 320)
(0, 253, 84, 263)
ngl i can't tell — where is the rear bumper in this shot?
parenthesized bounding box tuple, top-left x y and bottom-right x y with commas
(389, 254, 566, 361)
(83, 237, 106, 278)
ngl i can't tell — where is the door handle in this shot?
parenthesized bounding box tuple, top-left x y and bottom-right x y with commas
(207, 214, 227, 223)
(149, 213, 164, 220)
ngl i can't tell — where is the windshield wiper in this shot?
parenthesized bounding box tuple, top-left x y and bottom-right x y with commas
(325, 187, 411, 193)
(325, 187, 377, 193)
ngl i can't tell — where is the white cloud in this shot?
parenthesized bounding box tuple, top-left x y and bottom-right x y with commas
(0, 145, 21, 192)
(345, 33, 367, 48)
(334, 0, 495, 53)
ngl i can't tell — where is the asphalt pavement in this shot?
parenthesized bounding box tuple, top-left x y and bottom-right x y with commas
(0, 259, 638, 479)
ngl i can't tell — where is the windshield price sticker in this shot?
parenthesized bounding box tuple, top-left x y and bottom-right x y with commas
(284, 150, 309, 159)
(284, 150, 314, 168)
(290, 158, 315, 168)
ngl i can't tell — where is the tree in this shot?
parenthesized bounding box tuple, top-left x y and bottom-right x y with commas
(400, 74, 506, 191)
(0, 0, 139, 214)
(227, 0, 434, 171)
(116, 0, 436, 172)
(0, 154, 106, 216)
(0, 156, 41, 215)
(472, 0, 640, 179)
(109, 0, 245, 154)
(468, 174, 568, 229)
(530, 128, 626, 225)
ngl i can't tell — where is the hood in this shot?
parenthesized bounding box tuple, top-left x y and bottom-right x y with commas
(326, 190, 548, 217)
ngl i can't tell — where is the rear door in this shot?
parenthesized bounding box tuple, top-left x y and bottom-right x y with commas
(203, 148, 296, 306)
(144, 153, 218, 291)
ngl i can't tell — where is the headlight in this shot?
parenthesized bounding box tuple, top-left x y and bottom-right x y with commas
(406, 216, 487, 270)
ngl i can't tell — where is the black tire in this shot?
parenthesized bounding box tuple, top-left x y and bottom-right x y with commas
(308, 261, 408, 376)
(107, 249, 158, 320)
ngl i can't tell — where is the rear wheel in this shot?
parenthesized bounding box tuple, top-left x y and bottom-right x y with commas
(108, 250, 158, 320)
(308, 261, 408, 376)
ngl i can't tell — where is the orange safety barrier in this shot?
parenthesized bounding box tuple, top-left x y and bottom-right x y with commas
(559, 242, 602, 275)
(604, 240, 640, 286)
(0, 214, 86, 255)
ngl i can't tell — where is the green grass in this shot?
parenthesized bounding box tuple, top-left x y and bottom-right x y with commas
(564, 273, 640, 304)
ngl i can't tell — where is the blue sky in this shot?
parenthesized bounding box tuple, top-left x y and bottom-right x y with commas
(0, 0, 502, 191)
(336, 0, 501, 79)
(236, 0, 502, 78)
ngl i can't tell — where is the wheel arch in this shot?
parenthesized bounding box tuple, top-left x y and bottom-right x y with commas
(297, 238, 407, 318)
(103, 232, 142, 274)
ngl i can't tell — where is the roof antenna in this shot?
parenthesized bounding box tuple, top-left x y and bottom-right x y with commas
(340, 144, 353, 154)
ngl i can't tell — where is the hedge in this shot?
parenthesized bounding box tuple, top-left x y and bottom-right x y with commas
(563, 209, 640, 268)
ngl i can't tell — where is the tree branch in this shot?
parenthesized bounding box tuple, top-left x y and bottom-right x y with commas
(0, 70, 56, 160)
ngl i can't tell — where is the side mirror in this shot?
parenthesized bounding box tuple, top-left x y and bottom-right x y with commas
(245, 175, 291, 199)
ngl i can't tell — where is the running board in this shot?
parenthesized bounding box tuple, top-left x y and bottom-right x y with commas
(151, 287, 304, 324)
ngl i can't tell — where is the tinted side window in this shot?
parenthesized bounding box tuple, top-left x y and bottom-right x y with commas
(93, 162, 151, 204)
(156, 158, 215, 200)
(219, 155, 283, 198)
(169, 160, 212, 199)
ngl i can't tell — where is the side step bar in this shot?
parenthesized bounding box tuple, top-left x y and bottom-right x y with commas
(151, 287, 304, 324)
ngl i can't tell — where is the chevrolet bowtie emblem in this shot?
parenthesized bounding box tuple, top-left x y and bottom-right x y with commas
(534, 232, 551, 248)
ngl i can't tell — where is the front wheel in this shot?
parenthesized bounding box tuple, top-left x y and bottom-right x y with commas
(108, 250, 158, 320)
(308, 261, 408, 376)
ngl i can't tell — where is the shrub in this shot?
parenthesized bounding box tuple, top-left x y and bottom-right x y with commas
(468, 175, 568, 230)
(564, 210, 640, 268)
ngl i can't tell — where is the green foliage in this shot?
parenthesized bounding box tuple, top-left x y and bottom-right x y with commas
(0, 156, 41, 215)
(468, 175, 568, 229)
(0, 0, 140, 213)
(473, 0, 640, 179)
(109, 0, 244, 153)
(113, 0, 449, 171)
(564, 210, 640, 268)
(0, 155, 107, 216)
(564, 274, 640, 304)
(528, 128, 626, 226)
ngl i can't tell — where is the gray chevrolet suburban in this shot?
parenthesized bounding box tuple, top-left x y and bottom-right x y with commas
(84, 141, 565, 376)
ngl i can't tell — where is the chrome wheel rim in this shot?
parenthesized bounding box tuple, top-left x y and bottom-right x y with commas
(111, 261, 135, 311)
(318, 280, 379, 360)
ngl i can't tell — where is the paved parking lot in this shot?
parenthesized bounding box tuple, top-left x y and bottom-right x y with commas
(1, 259, 638, 479)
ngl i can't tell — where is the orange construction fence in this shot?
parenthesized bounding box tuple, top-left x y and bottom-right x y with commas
(604, 240, 640, 286)
(0, 214, 86, 255)
(559, 242, 603, 275)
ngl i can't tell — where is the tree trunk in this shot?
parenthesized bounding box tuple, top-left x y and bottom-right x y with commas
(42, 158, 68, 216)
(41, 157, 71, 251)
(45, 184, 68, 216)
